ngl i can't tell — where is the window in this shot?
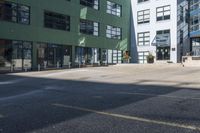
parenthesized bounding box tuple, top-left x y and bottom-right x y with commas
(137, 32, 150, 46)
(0, 39, 32, 71)
(179, 5, 184, 22)
(138, 0, 149, 3)
(156, 29, 170, 35)
(138, 51, 149, 64)
(190, 0, 200, 12)
(80, 19, 99, 36)
(106, 1, 121, 17)
(190, 14, 200, 32)
(80, 0, 99, 10)
(44, 11, 70, 31)
(137, 9, 150, 24)
(0, 1, 30, 24)
(156, 30, 170, 60)
(156, 5, 170, 21)
(106, 25, 121, 40)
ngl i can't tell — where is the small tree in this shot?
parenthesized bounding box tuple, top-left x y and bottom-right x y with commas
(123, 51, 131, 63)
(146, 54, 154, 63)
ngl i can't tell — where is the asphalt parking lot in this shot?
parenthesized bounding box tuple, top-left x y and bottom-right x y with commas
(0, 64, 200, 133)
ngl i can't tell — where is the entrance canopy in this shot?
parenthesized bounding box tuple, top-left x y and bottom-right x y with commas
(152, 34, 171, 47)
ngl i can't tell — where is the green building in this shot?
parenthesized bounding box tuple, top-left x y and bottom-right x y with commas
(0, 0, 131, 72)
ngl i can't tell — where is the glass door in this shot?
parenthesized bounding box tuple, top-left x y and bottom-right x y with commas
(23, 42, 32, 70)
(157, 46, 170, 60)
(12, 41, 23, 71)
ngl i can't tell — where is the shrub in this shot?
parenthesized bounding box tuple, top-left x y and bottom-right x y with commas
(146, 54, 154, 63)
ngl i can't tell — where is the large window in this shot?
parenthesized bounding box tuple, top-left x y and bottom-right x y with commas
(106, 25, 122, 40)
(0, 39, 32, 71)
(106, 1, 121, 17)
(37, 43, 72, 68)
(156, 29, 170, 60)
(190, 0, 200, 12)
(190, 14, 200, 32)
(137, 9, 150, 24)
(138, 51, 149, 64)
(137, 32, 150, 46)
(0, 1, 30, 24)
(138, 0, 149, 3)
(80, 19, 99, 36)
(156, 5, 170, 21)
(80, 0, 99, 10)
(44, 11, 70, 31)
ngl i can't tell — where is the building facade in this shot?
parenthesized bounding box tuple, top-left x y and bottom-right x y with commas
(131, 0, 190, 64)
(190, 0, 200, 56)
(0, 0, 131, 72)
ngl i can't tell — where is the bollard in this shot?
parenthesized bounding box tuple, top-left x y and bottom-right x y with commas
(79, 62, 81, 68)
(68, 62, 71, 69)
(57, 62, 60, 69)
(44, 61, 47, 69)
(38, 64, 41, 71)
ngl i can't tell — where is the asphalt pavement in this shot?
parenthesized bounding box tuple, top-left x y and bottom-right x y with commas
(0, 64, 200, 133)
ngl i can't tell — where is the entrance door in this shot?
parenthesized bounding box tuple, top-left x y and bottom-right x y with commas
(23, 42, 32, 70)
(12, 41, 23, 71)
(157, 46, 170, 60)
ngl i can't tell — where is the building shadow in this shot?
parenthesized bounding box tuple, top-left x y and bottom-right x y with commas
(0, 74, 200, 133)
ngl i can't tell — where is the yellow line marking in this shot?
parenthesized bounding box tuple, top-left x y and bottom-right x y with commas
(52, 103, 200, 131)
(117, 92, 200, 100)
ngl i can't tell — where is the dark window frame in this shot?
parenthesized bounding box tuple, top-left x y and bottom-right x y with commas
(0, 1, 30, 25)
(137, 9, 150, 24)
(106, 1, 122, 17)
(137, 32, 150, 46)
(44, 10, 70, 31)
(106, 25, 122, 40)
(80, 19, 99, 36)
(156, 5, 171, 21)
(80, 0, 99, 10)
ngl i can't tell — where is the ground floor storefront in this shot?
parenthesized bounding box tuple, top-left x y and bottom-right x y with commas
(0, 39, 124, 72)
(137, 46, 171, 64)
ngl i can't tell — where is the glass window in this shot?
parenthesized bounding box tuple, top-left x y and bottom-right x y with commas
(137, 9, 150, 24)
(0, 40, 12, 70)
(80, 19, 99, 36)
(137, 32, 150, 46)
(106, 1, 121, 17)
(0, 39, 32, 71)
(190, 14, 200, 32)
(138, 0, 149, 3)
(190, 0, 200, 12)
(44, 11, 70, 31)
(138, 51, 149, 64)
(106, 25, 122, 40)
(80, 0, 99, 10)
(0, 1, 30, 24)
(156, 5, 170, 21)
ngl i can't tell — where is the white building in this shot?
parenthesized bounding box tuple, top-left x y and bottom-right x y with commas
(131, 0, 190, 64)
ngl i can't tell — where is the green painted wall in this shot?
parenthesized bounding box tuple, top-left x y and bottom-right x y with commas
(0, 0, 131, 68)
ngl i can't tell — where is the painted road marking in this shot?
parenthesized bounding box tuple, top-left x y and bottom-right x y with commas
(117, 92, 200, 100)
(0, 79, 25, 85)
(53, 103, 200, 131)
(0, 90, 41, 102)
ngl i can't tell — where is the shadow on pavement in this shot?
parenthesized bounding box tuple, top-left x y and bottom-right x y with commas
(0, 74, 200, 133)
